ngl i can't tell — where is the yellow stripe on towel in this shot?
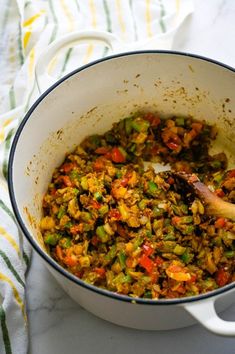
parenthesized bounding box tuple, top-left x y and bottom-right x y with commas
(116, 0, 126, 38)
(23, 30, 32, 49)
(28, 48, 35, 80)
(145, 0, 152, 37)
(0, 226, 20, 257)
(60, 0, 75, 32)
(0, 273, 27, 323)
(83, 44, 94, 64)
(23, 11, 44, 27)
(89, 0, 97, 28)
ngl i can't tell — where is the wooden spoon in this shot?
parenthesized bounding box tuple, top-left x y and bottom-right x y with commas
(173, 172, 235, 221)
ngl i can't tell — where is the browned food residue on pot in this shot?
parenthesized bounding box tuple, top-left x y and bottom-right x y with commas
(188, 65, 195, 73)
(56, 129, 63, 140)
(24, 206, 37, 230)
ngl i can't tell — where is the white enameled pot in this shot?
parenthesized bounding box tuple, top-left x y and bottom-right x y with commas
(8, 31, 235, 335)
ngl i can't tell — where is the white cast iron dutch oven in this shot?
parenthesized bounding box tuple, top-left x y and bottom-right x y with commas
(8, 31, 235, 335)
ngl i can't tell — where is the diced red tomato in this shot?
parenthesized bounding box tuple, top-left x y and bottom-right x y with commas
(56, 245, 63, 260)
(111, 147, 126, 163)
(139, 254, 154, 274)
(167, 141, 180, 150)
(108, 209, 121, 220)
(61, 163, 76, 173)
(91, 235, 99, 246)
(191, 122, 203, 133)
(116, 224, 126, 237)
(187, 274, 197, 283)
(172, 216, 181, 225)
(215, 189, 225, 198)
(120, 177, 129, 187)
(64, 255, 77, 267)
(93, 158, 106, 171)
(214, 217, 226, 229)
(95, 147, 110, 155)
(61, 175, 73, 187)
(167, 177, 175, 185)
(155, 256, 164, 266)
(144, 113, 161, 127)
(70, 224, 83, 235)
(215, 268, 230, 287)
(50, 188, 57, 196)
(91, 200, 101, 209)
(150, 270, 159, 284)
(94, 267, 106, 277)
(228, 169, 235, 178)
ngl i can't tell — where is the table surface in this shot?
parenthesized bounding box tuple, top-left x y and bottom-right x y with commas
(26, 1, 235, 353)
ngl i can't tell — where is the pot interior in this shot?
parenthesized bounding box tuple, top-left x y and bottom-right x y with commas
(10, 52, 235, 257)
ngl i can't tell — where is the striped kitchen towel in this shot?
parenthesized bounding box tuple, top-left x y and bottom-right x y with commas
(0, 1, 193, 353)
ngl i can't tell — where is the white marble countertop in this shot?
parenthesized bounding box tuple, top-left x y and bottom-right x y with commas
(26, 1, 235, 353)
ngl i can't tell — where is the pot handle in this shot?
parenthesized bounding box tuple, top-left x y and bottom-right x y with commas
(35, 29, 174, 93)
(183, 296, 235, 336)
(35, 30, 123, 93)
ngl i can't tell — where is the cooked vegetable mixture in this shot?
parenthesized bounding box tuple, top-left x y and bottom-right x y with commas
(41, 112, 235, 299)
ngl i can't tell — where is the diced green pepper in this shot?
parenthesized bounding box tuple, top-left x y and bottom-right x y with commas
(129, 144, 136, 152)
(80, 212, 92, 222)
(96, 225, 109, 243)
(152, 206, 164, 217)
(173, 244, 186, 255)
(146, 230, 152, 238)
(181, 250, 193, 264)
(70, 170, 80, 181)
(57, 206, 66, 219)
(118, 250, 127, 269)
(138, 199, 148, 210)
(144, 290, 152, 298)
(148, 181, 158, 195)
(125, 117, 133, 134)
(99, 204, 109, 217)
(210, 160, 222, 169)
(64, 221, 73, 229)
(181, 216, 193, 224)
(133, 235, 144, 250)
(213, 172, 223, 184)
(175, 117, 185, 126)
(60, 237, 72, 248)
(224, 250, 235, 258)
(44, 233, 61, 246)
(132, 118, 150, 133)
(183, 225, 195, 235)
(115, 170, 122, 179)
(90, 135, 101, 147)
(163, 234, 176, 241)
(104, 245, 117, 263)
(180, 204, 188, 215)
(94, 191, 103, 202)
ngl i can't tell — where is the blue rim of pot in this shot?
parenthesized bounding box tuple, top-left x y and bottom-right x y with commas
(8, 50, 235, 305)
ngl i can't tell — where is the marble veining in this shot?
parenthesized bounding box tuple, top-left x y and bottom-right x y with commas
(27, 1, 235, 353)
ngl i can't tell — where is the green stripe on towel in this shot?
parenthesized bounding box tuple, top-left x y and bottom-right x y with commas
(0, 200, 15, 222)
(103, 0, 112, 32)
(48, 0, 58, 43)
(2, 128, 15, 180)
(0, 250, 25, 288)
(0, 305, 12, 354)
(159, 0, 166, 33)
